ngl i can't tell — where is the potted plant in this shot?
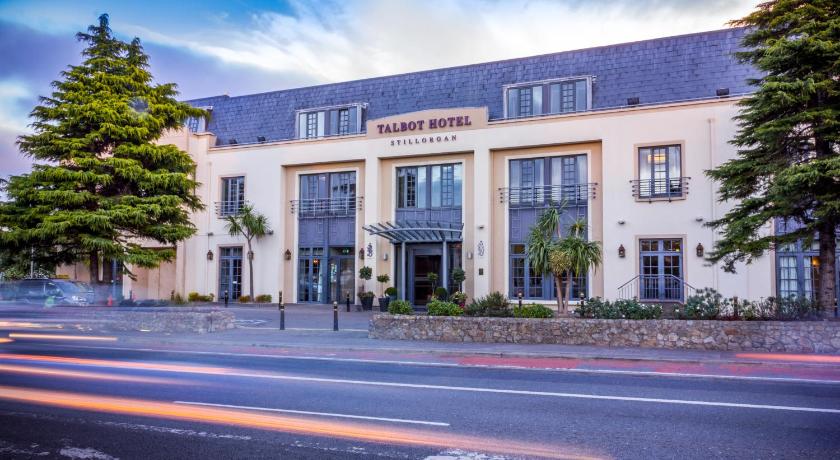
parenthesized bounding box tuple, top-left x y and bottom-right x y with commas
(452, 267, 466, 292)
(377, 274, 391, 311)
(451, 291, 467, 307)
(358, 266, 374, 310)
(384, 287, 398, 300)
(427, 272, 438, 301)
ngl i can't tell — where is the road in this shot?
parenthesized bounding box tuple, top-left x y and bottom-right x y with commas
(1, 331, 839, 459)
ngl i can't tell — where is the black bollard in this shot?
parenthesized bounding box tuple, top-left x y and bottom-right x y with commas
(333, 301, 339, 331)
(345, 293, 351, 312)
(517, 291, 523, 308)
(279, 291, 285, 330)
(224, 290, 229, 308)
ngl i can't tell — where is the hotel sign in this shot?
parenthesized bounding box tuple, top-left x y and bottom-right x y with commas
(366, 107, 488, 145)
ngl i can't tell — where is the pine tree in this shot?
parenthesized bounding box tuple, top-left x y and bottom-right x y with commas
(706, 1, 839, 312)
(0, 14, 205, 284)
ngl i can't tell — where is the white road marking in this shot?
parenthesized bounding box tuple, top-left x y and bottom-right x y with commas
(174, 400, 449, 426)
(235, 327, 368, 332)
(53, 343, 840, 386)
(15, 348, 840, 414)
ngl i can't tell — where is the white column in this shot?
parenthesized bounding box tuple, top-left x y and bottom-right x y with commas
(363, 156, 380, 291)
(442, 240, 448, 294)
(472, 146, 492, 298)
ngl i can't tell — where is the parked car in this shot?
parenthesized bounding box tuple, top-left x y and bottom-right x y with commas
(14, 278, 90, 306)
(71, 281, 96, 304)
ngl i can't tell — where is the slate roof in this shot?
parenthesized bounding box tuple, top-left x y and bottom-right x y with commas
(187, 28, 757, 147)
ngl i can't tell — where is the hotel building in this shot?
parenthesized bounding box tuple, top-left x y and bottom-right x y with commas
(83, 28, 836, 306)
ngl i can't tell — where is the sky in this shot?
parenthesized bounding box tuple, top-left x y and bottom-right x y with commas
(0, 0, 758, 179)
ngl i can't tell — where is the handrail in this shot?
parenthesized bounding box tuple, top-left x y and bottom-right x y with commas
(617, 274, 696, 302)
(290, 196, 363, 216)
(214, 200, 248, 217)
(498, 183, 597, 205)
(630, 177, 690, 201)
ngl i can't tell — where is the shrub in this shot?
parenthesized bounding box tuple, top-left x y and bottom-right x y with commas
(682, 288, 728, 320)
(577, 297, 661, 319)
(238, 295, 251, 303)
(433, 287, 448, 300)
(427, 300, 464, 316)
(450, 291, 467, 306)
(172, 293, 186, 305)
(188, 292, 214, 302)
(255, 294, 272, 303)
(388, 300, 413, 315)
(384, 287, 398, 297)
(376, 274, 390, 284)
(465, 291, 512, 317)
(358, 266, 372, 280)
(513, 303, 554, 318)
(451, 267, 466, 288)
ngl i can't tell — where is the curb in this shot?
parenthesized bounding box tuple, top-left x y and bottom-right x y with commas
(116, 336, 840, 369)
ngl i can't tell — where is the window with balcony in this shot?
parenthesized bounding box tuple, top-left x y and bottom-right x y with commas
(506, 78, 589, 118)
(506, 154, 590, 207)
(297, 105, 364, 139)
(634, 145, 688, 200)
(218, 176, 245, 217)
(397, 164, 462, 210)
(296, 171, 357, 216)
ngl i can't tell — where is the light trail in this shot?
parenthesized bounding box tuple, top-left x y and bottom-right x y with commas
(0, 338, 13, 344)
(736, 353, 840, 364)
(8, 333, 116, 342)
(0, 363, 182, 385)
(0, 385, 593, 460)
(0, 321, 62, 329)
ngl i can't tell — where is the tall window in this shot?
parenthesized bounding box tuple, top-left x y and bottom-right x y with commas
(298, 105, 362, 139)
(397, 164, 462, 209)
(219, 176, 245, 216)
(299, 172, 356, 215)
(509, 154, 587, 206)
(219, 247, 243, 300)
(638, 145, 683, 198)
(506, 78, 588, 118)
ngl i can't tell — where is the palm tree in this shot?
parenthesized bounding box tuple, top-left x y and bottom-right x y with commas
(525, 202, 566, 312)
(556, 219, 602, 313)
(224, 205, 271, 301)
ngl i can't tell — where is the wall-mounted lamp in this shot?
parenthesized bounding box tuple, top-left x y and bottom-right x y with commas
(477, 225, 485, 230)
(284, 249, 292, 261)
(618, 244, 626, 258)
(695, 216, 704, 222)
(206, 250, 214, 261)
(267, 229, 274, 235)
(383, 253, 389, 261)
(359, 248, 365, 260)
(467, 251, 473, 260)
(617, 220, 626, 225)
(696, 243, 704, 258)
(248, 250, 254, 260)
(207, 232, 214, 236)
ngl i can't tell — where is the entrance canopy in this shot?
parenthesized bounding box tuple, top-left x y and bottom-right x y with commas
(363, 221, 463, 243)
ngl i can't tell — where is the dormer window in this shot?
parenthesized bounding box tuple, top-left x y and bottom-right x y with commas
(297, 104, 364, 139)
(186, 106, 212, 133)
(505, 77, 591, 118)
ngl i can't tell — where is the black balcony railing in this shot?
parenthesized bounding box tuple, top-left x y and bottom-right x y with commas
(617, 274, 696, 303)
(290, 196, 363, 217)
(631, 177, 690, 201)
(214, 200, 246, 217)
(498, 183, 597, 207)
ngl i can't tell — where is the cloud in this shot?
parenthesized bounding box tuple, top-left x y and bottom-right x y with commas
(0, 79, 33, 132)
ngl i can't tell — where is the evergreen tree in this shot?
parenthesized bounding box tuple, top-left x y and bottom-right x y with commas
(706, 1, 839, 311)
(0, 14, 205, 283)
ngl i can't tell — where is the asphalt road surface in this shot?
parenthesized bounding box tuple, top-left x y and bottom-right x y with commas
(0, 332, 839, 460)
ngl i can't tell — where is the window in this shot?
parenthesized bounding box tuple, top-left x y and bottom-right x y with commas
(506, 78, 588, 118)
(397, 164, 462, 209)
(219, 247, 243, 300)
(637, 145, 683, 198)
(509, 154, 587, 206)
(510, 244, 586, 300)
(298, 105, 363, 139)
(219, 176, 245, 216)
(299, 172, 356, 215)
(186, 116, 205, 133)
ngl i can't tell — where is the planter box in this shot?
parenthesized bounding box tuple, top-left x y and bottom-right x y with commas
(369, 315, 840, 354)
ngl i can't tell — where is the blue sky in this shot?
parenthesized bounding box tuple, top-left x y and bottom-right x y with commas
(0, 0, 758, 178)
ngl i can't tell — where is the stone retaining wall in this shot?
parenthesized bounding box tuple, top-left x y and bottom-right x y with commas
(369, 314, 840, 353)
(49, 307, 236, 333)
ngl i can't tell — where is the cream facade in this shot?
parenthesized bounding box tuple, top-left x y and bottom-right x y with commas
(122, 98, 773, 304)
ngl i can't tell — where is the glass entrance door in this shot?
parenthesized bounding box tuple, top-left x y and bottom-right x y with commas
(327, 247, 354, 304)
(639, 239, 683, 301)
(412, 254, 441, 305)
(219, 247, 243, 300)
